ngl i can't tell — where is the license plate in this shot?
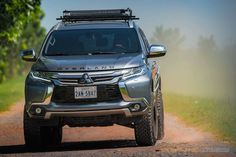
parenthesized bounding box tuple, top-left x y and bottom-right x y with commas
(74, 86, 97, 99)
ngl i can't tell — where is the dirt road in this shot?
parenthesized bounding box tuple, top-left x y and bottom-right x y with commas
(0, 101, 235, 157)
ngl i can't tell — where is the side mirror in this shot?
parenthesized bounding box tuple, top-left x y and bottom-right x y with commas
(147, 45, 167, 58)
(20, 49, 37, 62)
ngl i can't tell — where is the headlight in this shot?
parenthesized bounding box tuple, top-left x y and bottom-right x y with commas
(31, 71, 52, 82)
(122, 66, 147, 79)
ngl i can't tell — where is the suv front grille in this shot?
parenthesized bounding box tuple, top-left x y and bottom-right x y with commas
(57, 76, 116, 85)
(51, 84, 122, 103)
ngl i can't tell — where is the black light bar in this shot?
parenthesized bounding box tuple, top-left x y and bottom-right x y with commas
(56, 8, 139, 22)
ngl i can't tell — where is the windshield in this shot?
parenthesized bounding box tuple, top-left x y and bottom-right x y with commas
(43, 28, 141, 56)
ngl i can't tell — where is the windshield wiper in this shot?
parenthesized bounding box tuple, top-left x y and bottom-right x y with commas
(47, 51, 125, 56)
(88, 51, 124, 55)
(46, 52, 71, 56)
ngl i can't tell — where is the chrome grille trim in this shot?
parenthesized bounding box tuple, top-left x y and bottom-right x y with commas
(57, 70, 119, 77)
(53, 74, 122, 85)
(51, 70, 127, 85)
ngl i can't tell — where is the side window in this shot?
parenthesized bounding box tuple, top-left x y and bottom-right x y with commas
(139, 28, 150, 52)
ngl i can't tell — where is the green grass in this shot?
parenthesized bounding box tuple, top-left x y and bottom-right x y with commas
(0, 76, 25, 112)
(164, 93, 236, 145)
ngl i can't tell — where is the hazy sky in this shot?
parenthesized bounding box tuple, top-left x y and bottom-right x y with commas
(41, 0, 236, 47)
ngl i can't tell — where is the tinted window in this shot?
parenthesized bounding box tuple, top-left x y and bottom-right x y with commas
(43, 28, 141, 56)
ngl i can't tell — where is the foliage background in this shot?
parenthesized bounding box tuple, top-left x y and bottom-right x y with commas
(0, 0, 46, 82)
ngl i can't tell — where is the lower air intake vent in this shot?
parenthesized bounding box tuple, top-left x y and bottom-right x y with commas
(52, 84, 122, 103)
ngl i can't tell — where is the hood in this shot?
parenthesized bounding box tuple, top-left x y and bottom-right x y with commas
(32, 53, 144, 72)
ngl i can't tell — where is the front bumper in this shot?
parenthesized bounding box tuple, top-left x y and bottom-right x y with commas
(31, 103, 148, 119)
(25, 70, 152, 119)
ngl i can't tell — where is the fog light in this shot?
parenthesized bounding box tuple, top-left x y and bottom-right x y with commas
(130, 104, 141, 112)
(134, 104, 140, 110)
(35, 107, 42, 114)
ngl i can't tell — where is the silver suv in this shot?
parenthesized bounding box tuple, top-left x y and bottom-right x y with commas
(21, 8, 167, 148)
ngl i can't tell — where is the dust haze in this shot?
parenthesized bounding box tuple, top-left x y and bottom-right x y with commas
(151, 25, 236, 102)
(129, 1, 236, 103)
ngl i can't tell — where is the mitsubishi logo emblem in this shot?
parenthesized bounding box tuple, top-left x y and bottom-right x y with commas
(79, 73, 93, 84)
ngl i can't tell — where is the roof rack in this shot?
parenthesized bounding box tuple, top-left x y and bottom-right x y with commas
(56, 8, 139, 22)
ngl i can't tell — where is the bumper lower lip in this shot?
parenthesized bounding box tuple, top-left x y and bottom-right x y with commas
(43, 108, 147, 119)
(28, 100, 148, 119)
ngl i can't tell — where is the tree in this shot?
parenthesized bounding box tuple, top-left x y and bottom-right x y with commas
(0, 0, 45, 82)
(151, 26, 185, 51)
(0, 47, 8, 82)
(197, 35, 217, 53)
(0, 0, 42, 45)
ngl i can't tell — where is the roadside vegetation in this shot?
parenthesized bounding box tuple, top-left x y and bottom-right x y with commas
(0, 1, 45, 111)
(0, 76, 25, 111)
(164, 93, 236, 145)
(0, 0, 46, 83)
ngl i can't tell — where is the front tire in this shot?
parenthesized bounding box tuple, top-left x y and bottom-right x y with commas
(134, 105, 158, 146)
(157, 89, 164, 140)
(23, 107, 62, 148)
